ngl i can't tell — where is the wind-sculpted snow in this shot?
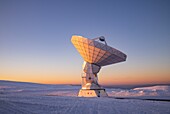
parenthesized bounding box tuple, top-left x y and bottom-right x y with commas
(0, 80, 170, 114)
(107, 85, 170, 99)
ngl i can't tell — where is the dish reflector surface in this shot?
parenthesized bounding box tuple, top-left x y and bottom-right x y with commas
(71, 36, 127, 66)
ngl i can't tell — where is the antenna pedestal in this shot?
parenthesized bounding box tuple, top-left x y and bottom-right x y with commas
(78, 61, 108, 97)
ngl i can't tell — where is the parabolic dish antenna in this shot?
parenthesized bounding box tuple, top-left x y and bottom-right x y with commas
(71, 35, 127, 97)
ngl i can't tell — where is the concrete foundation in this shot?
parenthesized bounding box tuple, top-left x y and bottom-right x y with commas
(78, 89, 108, 97)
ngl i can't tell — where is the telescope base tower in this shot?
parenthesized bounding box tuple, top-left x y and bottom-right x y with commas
(78, 89, 108, 97)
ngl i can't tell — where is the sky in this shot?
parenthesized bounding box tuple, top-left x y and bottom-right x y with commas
(0, 0, 170, 85)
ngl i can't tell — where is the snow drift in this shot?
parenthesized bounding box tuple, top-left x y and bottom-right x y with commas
(107, 85, 170, 100)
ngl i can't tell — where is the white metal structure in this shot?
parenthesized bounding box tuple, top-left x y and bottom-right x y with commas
(71, 35, 127, 97)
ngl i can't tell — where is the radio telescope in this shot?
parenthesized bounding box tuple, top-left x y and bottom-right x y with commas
(71, 35, 127, 97)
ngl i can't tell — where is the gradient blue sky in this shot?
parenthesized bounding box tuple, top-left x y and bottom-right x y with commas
(0, 0, 170, 85)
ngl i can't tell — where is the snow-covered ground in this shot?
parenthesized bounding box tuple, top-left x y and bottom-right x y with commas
(0, 80, 170, 114)
(107, 85, 170, 100)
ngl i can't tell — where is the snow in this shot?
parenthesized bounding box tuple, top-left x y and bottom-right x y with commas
(107, 85, 170, 100)
(0, 80, 170, 114)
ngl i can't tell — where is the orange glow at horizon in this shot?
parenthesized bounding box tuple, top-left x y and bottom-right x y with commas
(1, 59, 170, 85)
(1, 71, 170, 85)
